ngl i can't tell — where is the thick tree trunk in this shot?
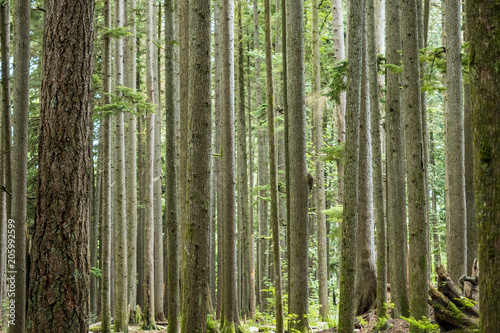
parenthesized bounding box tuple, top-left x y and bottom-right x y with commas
(180, 0, 212, 330)
(287, 1, 309, 331)
(445, 0, 467, 284)
(385, 0, 410, 318)
(467, 0, 500, 330)
(338, 0, 364, 331)
(355, 32, 377, 316)
(368, 0, 387, 319)
(27, 1, 94, 331)
(12, 0, 30, 330)
(401, 0, 430, 329)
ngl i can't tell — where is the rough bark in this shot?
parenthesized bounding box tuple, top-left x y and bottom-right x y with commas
(338, 0, 364, 331)
(429, 132, 442, 267)
(445, 0, 467, 284)
(180, 0, 212, 330)
(311, 0, 328, 321)
(287, 0, 309, 331)
(385, 0, 410, 318)
(26, 1, 94, 331)
(368, 0, 387, 319)
(113, 0, 129, 329)
(11, 0, 30, 330)
(467, 0, 500, 330)
(165, 0, 179, 331)
(1, 0, 11, 219)
(355, 31, 377, 316)
(264, 0, 284, 331)
(401, 0, 429, 329)
(126, 0, 138, 311)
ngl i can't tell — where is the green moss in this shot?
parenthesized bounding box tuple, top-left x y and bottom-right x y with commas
(220, 322, 236, 333)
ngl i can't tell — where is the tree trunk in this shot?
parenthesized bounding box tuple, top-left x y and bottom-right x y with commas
(355, 31, 377, 316)
(311, 0, 328, 321)
(401, 0, 429, 329)
(368, 0, 387, 319)
(126, 0, 138, 311)
(27, 1, 94, 331)
(445, 0, 467, 284)
(338, 0, 364, 331)
(1, 0, 11, 219)
(12, 0, 30, 330)
(264, 0, 284, 331)
(385, 0, 410, 318)
(467, 0, 500, 330)
(180, 0, 212, 329)
(165, 0, 179, 331)
(287, 0, 309, 331)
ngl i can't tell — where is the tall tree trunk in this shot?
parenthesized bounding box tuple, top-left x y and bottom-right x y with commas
(401, 0, 429, 329)
(355, 31, 377, 316)
(12, 0, 30, 330)
(126, 0, 138, 311)
(264, 0, 284, 331)
(220, 0, 243, 331)
(100, 1, 112, 330)
(462, 15, 476, 277)
(114, 0, 129, 329)
(331, 0, 346, 206)
(467, 1, 500, 331)
(236, 0, 250, 318)
(180, 0, 212, 329)
(27, 1, 94, 331)
(91, 125, 103, 316)
(445, 0, 467, 284)
(165, 0, 179, 330)
(144, 0, 157, 328)
(1, 0, 11, 219)
(368, 0, 387, 319)
(311, 0, 328, 321)
(338, 0, 364, 331)
(429, 132, 442, 267)
(385, 0, 410, 318)
(287, 0, 309, 331)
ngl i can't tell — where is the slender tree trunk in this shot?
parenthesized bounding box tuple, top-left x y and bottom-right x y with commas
(287, 1, 309, 331)
(126, 0, 138, 311)
(1, 0, 11, 219)
(27, 1, 94, 331)
(12, 0, 30, 330)
(180, 0, 212, 330)
(165, 0, 179, 330)
(401, 0, 429, 329)
(311, 0, 328, 320)
(385, 0, 410, 318)
(264, 0, 284, 330)
(467, 1, 500, 330)
(445, 0, 467, 284)
(368, 0, 387, 319)
(144, 0, 157, 328)
(137, 114, 145, 311)
(114, 0, 129, 329)
(338, 0, 364, 331)
(429, 132, 442, 267)
(91, 127, 102, 316)
(331, 0, 346, 206)
(100, 1, 112, 330)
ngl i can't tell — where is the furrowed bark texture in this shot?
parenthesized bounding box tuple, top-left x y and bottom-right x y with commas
(338, 0, 364, 331)
(180, 0, 211, 330)
(467, 0, 500, 331)
(27, 1, 95, 331)
(287, 0, 309, 331)
(385, 0, 410, 318)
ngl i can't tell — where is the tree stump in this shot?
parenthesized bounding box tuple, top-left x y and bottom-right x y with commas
(428, 264, 479, 332)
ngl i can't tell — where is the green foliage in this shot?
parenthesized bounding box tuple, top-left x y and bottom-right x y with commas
(323, 205, 343, 222)
(90, 267, 102, 278)
(374, 316, 391, 331)
(95, 86, 154, 117)
(325, 60, 348, 105)
(401, 316, 439, 332)
(322, 143, 345, 162)
(206, 313, 218, 333)
(382, 63, 403, 74)
(103, 27, 132, 38)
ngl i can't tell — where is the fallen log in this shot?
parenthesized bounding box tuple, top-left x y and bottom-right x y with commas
(428, 264, 479, 332)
